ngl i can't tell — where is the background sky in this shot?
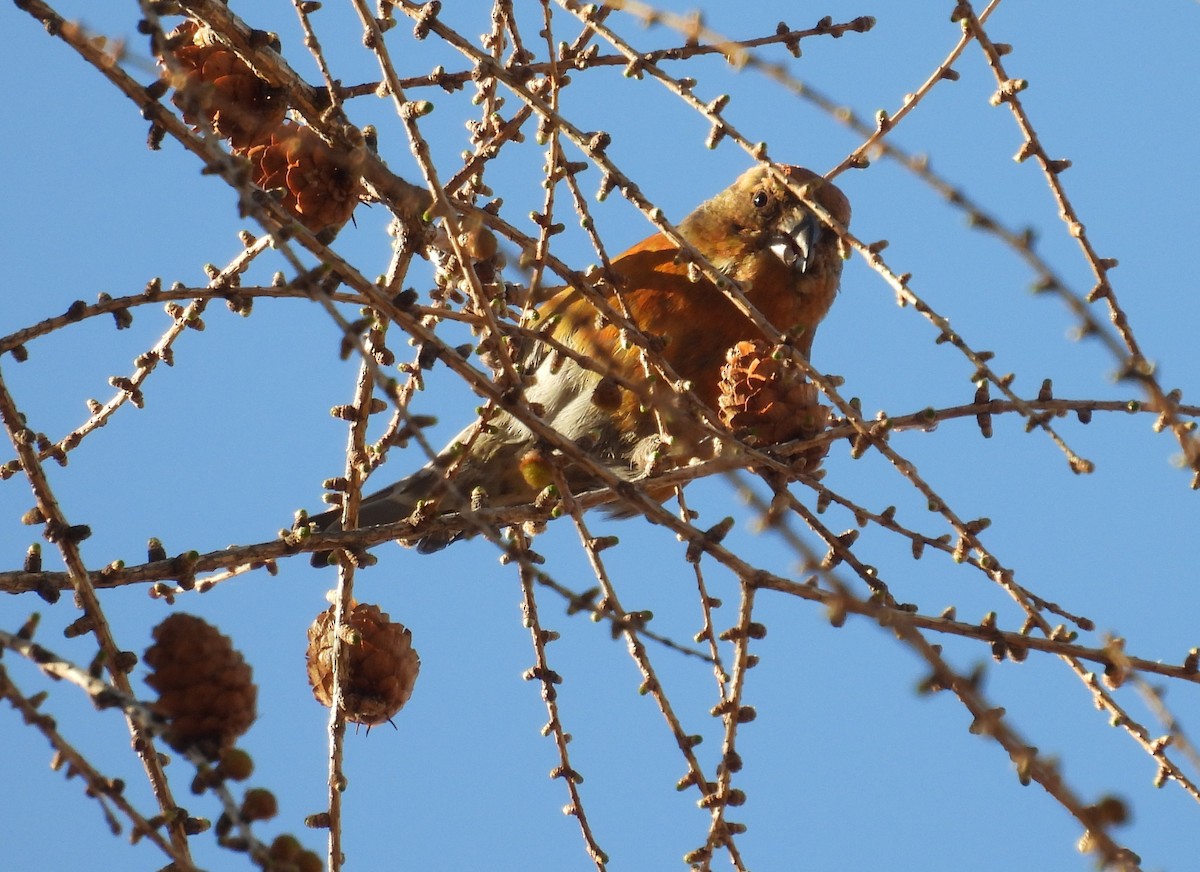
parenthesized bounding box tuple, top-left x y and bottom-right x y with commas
(3, 2, 1200, 870)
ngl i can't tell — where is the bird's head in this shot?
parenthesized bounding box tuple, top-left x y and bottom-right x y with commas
(678, 164, 850, 285)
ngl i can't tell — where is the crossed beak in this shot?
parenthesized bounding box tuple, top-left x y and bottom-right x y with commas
(767, 211, 821, 274)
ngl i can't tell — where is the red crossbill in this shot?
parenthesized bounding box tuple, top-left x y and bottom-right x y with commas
(310, 164, 849, 557)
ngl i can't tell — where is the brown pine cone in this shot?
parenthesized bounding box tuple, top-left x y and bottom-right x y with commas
(162, 22, 286, 150)
(265, 834, 323, 872)
(144, 613, 257, 757)
(306, 601, 420, 727)
(243, 121, 364, 232)
(718, 340, 831, 471)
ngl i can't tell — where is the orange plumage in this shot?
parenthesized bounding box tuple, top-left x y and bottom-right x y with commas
(310, 164, 850, 556)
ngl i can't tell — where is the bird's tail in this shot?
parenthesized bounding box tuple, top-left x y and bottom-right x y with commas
(309, 463, 456, 531)
(306, 424, 537, 562)
(306, 464, 466, 563)
(338, 466, 453, 526)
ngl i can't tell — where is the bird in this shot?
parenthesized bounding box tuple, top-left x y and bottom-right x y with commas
(308, 163, 850, 559)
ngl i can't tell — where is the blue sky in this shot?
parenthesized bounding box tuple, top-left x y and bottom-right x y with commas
(3, 2, 1200, 870)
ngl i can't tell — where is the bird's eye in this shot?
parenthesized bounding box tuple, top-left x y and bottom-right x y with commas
(752, 190, 770, 209)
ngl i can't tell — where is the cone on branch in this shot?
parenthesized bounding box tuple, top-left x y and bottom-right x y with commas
(306, 601, 420, 727)
(162, 21, 286, 150)
(144, 613, 257, 757)
(243, 121, 365, 232)
(159, 22, 362, 231)
(265, 834, 323, 872)
(718, 339, 831, 472)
